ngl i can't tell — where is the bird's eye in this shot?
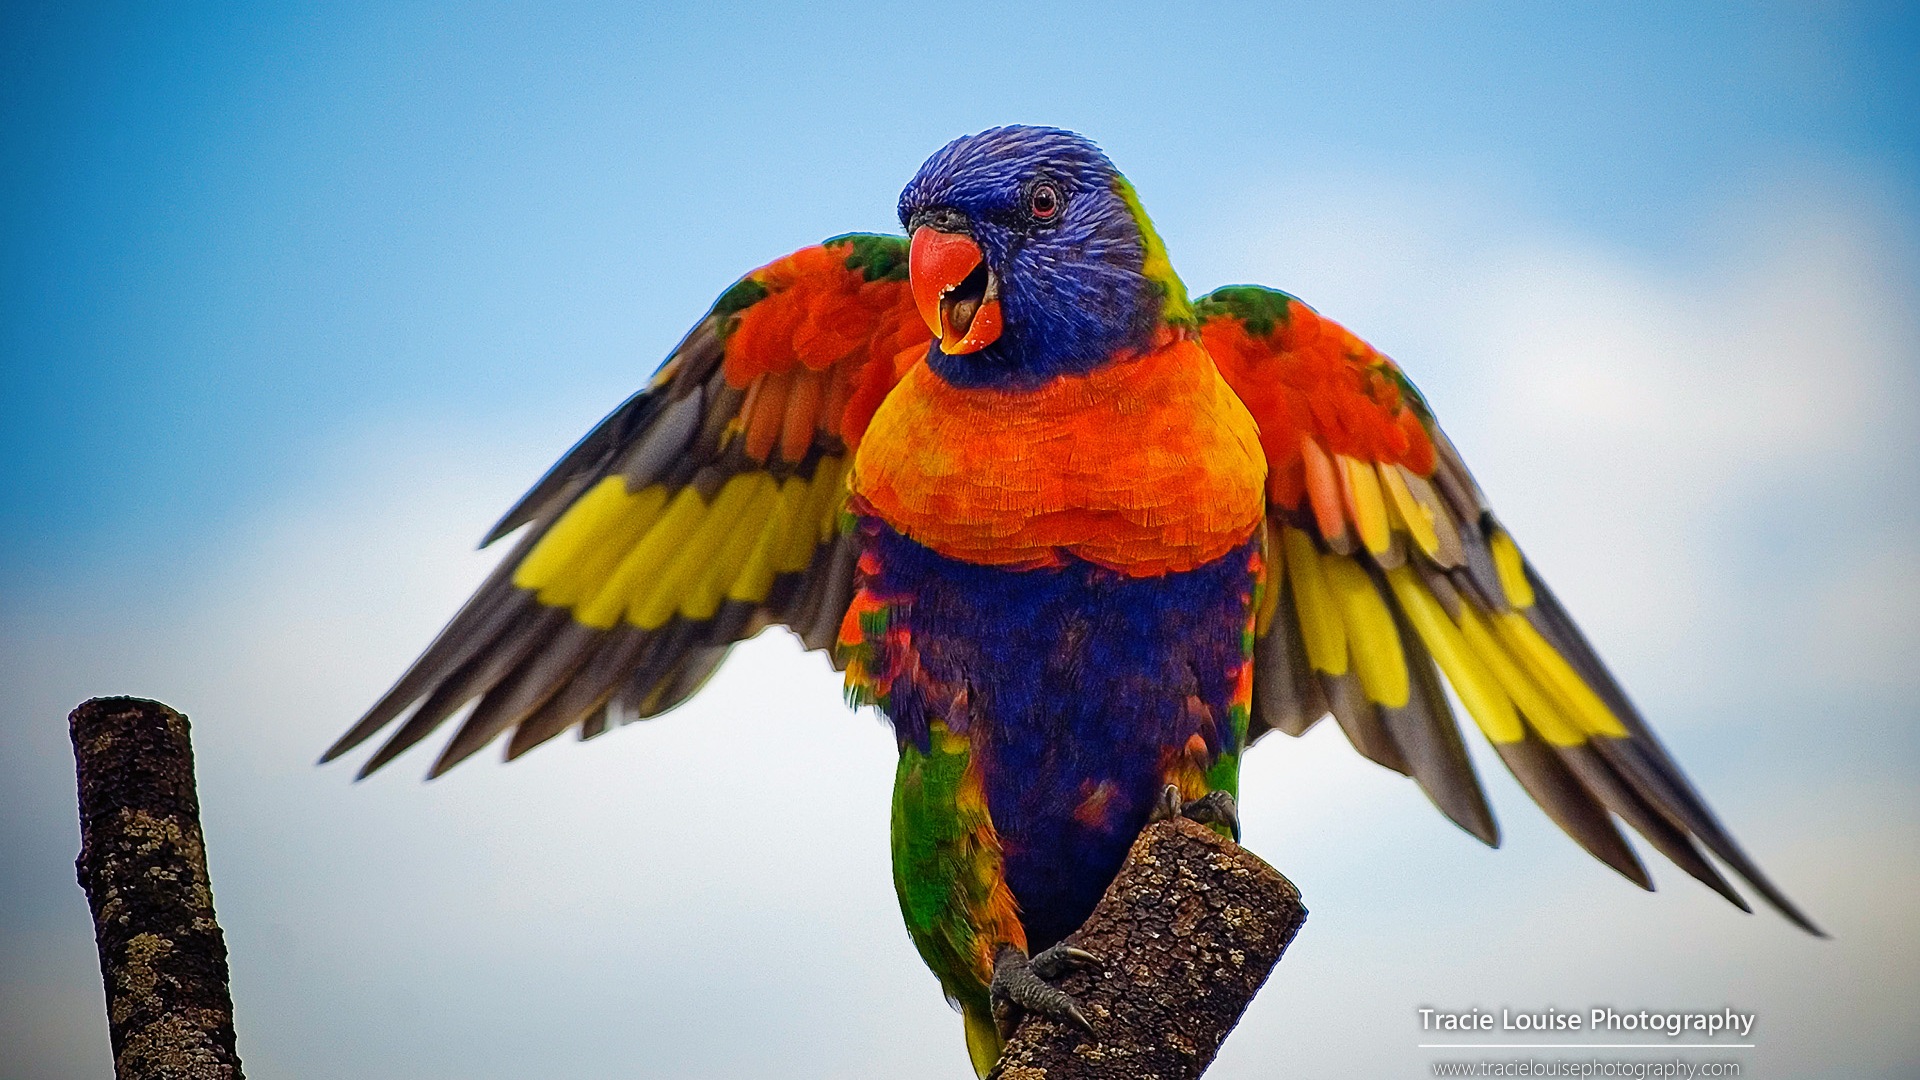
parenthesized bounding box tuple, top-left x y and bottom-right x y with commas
(1028, 181, 1061, 221)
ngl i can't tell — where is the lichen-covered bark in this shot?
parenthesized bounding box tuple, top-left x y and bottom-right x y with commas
(988, 816, 1307, 1080)
(71, 697, 245, 1080)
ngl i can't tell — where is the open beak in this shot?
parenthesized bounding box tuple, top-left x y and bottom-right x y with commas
(910, 226, 1002, 354)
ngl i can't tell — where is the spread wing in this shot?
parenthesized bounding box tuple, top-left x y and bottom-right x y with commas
(325, 235, 930, 778)
(1200, 285, 1819, 933)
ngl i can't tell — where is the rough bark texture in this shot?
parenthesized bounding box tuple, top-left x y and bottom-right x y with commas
(988, 816, 1307, 1080)
(71, 697, 245, 1080)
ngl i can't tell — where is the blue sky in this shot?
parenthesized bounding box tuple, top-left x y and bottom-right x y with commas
(4, 2, 1914, 582)
(3, 3, 1918, 1078)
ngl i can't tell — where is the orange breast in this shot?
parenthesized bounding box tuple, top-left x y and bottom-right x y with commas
(850, 336, 1267, 577)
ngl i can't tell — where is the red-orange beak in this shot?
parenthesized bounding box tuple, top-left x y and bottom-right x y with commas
(910, 226, 1003, 354)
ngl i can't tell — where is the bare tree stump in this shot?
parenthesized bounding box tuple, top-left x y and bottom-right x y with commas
(988, 816, 1307, 1080)
(71, 697, 245, 1080)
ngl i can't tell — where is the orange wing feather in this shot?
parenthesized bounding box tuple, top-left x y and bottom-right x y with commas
(1200, 284, 1819, 934)
(1202, 297, 1434, 515)
(723, 241, 930, 463)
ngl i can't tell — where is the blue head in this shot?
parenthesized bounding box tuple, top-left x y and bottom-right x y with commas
(898, 126, 1189, 389)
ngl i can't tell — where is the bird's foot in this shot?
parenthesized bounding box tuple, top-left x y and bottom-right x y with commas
(1148, 784, 1241, 840)
(990, 943, 1100, 1039)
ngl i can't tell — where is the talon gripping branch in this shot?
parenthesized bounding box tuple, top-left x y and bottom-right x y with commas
(326, 126, 1820, 1077)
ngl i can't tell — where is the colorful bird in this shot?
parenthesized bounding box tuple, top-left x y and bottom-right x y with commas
(327, 125, 1820, 1076)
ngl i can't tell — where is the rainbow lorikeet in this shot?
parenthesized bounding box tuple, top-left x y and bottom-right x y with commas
(328, 126, 1819, 1075)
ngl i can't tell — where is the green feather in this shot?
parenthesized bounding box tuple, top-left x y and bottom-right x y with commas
(1194, 285, 1302, 339)
(891, 725, 997, 1015)
(1112, 175, 1194, 327)
(824, 232, 911, 282)
(710, 276, 770, 339)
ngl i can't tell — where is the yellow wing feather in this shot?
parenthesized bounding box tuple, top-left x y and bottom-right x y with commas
(1378, 462, 1440, 559)
(1338, 454, 1394, 557)
(1281, 525, 1349, 677)
(1383, 565, 1524, 744)
(513, 477, 669, 610)
(1322, 552, 1409, 708)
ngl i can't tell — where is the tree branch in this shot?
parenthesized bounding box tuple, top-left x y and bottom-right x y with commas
(989, 816, 1308, 1080)
(71, 697, 245, 1080)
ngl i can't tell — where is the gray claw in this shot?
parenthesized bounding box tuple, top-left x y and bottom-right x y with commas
(1182, 790, 1242, 840)
(1030, 943, 1100, 980)
(1147, 785, 1242, 840)
(992, 945, 1095, 1039)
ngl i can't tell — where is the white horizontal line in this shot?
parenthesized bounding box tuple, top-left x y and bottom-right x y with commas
(1417, 1044, 1756, 1049)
